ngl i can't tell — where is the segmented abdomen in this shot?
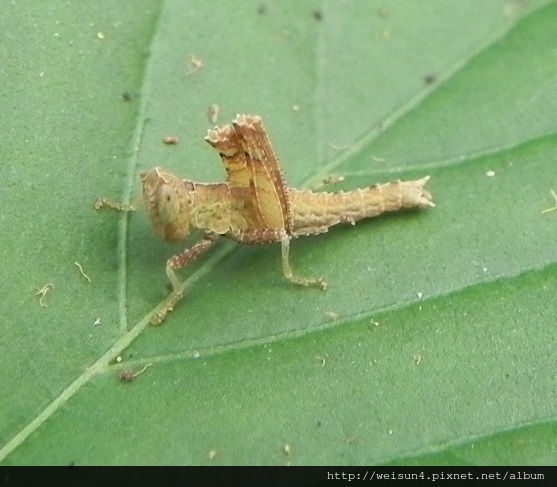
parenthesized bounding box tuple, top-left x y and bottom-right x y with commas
(289, 176, 434, 237)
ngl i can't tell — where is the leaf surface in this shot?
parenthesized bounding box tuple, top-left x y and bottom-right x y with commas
(1, 0, 556, 465)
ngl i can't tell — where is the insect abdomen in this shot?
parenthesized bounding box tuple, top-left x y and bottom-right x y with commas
(289, 176, 434, 237)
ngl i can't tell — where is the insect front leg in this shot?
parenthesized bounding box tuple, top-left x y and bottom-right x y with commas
(94, 197, 138, 212)
(151, 233, 219, 325)
(281, 237, 327, 290)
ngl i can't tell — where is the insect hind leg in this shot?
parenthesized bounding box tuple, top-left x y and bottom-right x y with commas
(281, 237, 327, 290)
(234, 229, 327, 290)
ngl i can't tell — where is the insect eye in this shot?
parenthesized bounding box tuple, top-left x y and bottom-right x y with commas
(157, 184, 180, 223)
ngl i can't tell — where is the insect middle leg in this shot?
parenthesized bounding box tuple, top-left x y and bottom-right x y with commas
(151, 234, 219, 325)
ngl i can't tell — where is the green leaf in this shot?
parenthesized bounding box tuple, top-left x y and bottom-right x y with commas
(1, 0, 556, 465)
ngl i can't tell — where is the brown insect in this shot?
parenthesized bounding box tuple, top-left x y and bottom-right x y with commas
(136, 114, 434, 323)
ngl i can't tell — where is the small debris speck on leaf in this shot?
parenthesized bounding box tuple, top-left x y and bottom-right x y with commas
(163, 136, 179, 145)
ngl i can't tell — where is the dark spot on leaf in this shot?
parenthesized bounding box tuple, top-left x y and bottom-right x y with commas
(424, 74, 437, 85)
